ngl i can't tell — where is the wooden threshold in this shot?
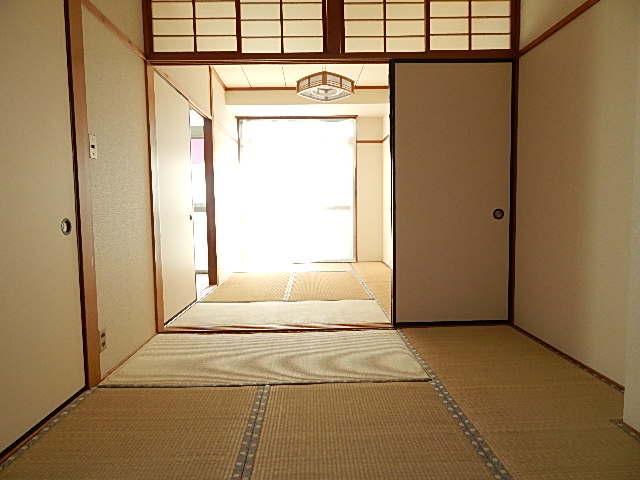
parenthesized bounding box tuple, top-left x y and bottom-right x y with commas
(161, 324, 393, 334)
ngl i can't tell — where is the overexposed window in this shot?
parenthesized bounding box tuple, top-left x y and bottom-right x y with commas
(238, 118, 356, 267)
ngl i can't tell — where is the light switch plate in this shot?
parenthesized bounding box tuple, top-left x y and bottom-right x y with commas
(89, 134, 98, 159)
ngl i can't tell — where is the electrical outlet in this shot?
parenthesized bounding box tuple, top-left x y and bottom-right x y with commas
(89, 134, 98, 159)
(99, 329, 107, 352)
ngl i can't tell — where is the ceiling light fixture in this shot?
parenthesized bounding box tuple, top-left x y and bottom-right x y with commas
(296, 71, 355, 102)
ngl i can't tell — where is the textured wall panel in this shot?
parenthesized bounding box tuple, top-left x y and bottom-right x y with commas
(83, 8, 156, 376)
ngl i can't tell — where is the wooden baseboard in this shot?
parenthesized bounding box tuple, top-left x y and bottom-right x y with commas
(511, 324, 624, 392)
(0, 388, 87, 464)
(396, 319, 510, 328)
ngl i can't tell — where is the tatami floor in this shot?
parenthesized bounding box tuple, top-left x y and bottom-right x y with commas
(172, 262, 392, 329)
(1, 325, 639, 479)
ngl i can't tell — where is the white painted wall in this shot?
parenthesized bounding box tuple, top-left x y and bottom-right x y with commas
(90, 0, 144, 51)
(519, 0, 586, 47)
(382, 111, 392, 267)
(83, 6, 156, 375)
(516, 0, 638, 385)
(155, 65, 212, 118)
(212, 72, 242, 283)
(356, 117, 383, 261)
(623, 2, 640, 432)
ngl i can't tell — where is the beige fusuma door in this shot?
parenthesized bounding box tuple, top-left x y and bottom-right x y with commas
(393, 62, 511, 323)
(0, 0, 86, 452)
(153, 73, 197, 322)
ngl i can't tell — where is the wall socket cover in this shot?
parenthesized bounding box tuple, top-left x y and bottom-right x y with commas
(89, 134, 98, 159)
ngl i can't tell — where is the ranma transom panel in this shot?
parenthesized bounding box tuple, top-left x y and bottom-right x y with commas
(148, 0, 512, 56)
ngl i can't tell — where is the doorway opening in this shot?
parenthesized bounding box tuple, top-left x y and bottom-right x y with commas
(159, 63, 393, 331)
(189, 109, 210, 296)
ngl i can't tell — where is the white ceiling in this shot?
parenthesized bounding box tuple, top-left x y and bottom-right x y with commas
(212, 63, 389, 89)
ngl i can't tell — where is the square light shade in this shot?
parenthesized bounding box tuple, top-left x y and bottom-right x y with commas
(296, 71, 355, 102)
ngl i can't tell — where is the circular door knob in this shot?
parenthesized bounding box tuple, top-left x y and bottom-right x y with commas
(61, 218, 73, 235)
(493, 209, 505, 220)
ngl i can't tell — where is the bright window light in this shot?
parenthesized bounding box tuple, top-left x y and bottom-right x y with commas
(238, 118, 356, 268)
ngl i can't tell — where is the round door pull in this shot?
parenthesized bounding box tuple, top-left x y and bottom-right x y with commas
(493, 209, 505, 220)
(61, 218, 73, 235)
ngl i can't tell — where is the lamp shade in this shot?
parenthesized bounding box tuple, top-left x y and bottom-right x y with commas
(296, 71, 355, 102)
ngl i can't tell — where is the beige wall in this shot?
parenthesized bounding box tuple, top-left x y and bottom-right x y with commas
(623, 2, 640, 432)
(515, 0, 638, 384)
(519, 0, 586, 47)
(0, 0, 86, 452)
(382, 112, 392, 267)
(83, 7, 156, 375)
(90, 0, 144, 51)
(212, 72, 242, 282)
(356, 117, 384, 261)
(155, 66, 212, 118)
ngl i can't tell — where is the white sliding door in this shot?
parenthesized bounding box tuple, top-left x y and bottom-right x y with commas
(0, 0, 86, 452)
(154, 74, 196, 321)
(393, 62, 511, 322)
(238, 118, 356, 267)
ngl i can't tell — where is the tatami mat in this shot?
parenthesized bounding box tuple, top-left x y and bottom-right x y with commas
(201, 272, 290, 303)
(0, 387, 256, 480)
(351, 261, 392, 283)
(101, 331, 428, 387)
(365, 281, 392, 314)
(170, 300, 390, 327)
(402, 326, 640, 479)
(251, 382, 493, 480)
(288, 271, 371, 302)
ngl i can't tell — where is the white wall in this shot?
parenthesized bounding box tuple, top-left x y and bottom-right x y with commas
(356, 117, 384, 261)
(155, 65, 212, 118)
(382, 111, 392, 267)
(623, 2, 640, 432)
(90, 0, 144, 51)
(212, 71, 242, 282)
(519, 0, 586, 47)
(82, 6, 156, 375)
(515, 0, 638, 385)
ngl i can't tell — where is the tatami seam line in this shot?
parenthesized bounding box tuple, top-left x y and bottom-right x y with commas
(397, 330, 513, 480)
(283, 272, 295, 301)
(349, 263, 389, 319)
(232, 385, 271, 480)
(0, 388, 95, 472)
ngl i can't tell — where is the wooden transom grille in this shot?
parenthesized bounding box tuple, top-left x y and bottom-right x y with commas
(149, 0, 511, 54)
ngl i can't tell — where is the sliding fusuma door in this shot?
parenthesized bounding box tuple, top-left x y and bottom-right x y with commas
(393, 61, 511, 323)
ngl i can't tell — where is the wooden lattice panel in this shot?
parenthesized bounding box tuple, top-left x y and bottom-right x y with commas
(344, 0, 511, 53)
(149, 0, 512, 55)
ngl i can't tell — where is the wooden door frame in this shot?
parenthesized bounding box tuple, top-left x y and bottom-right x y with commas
(65, 0, 102, 387)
